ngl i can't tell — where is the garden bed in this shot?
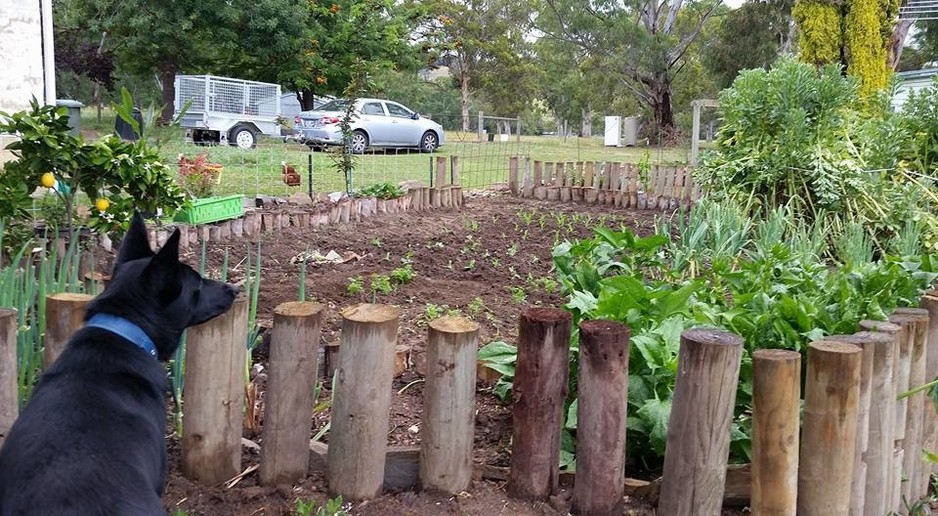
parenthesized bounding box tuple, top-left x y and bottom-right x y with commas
(157, 193, 696, 515)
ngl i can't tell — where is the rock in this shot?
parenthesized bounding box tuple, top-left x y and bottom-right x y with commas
(398, 180, 428, 192)
(288, 192, 313, 205)
(327, 191, 348, 203)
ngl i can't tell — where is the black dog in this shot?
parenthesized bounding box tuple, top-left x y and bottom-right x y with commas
(0, 212, 238, 515)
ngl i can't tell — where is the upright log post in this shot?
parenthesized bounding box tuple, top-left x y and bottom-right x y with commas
(181, 296, 248, 485)
(259, 301, 325, 486)
(508, 156, 520, 195)
(508, 307, 572, 501)
(0, 308, 17, 447)
(572, 320, 631, 516)
(44, 293, 95, 367)
(751, 349, 801, 516)
(327, 304, 401, 501)
(659, 328, 744, 516)
(893, 307, 930, 502)
(859, 319, 902, 513)
(886, 312, 917, 510)
(825, 332, 896, 516)
(419, 316, 479, 494)
(798, 341, 862, 515)
(919, 292, 938, 482)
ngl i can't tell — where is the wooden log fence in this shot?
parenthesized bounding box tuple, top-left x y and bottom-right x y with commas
(3, 290, 938, 514)
(511, 157, 699, 210)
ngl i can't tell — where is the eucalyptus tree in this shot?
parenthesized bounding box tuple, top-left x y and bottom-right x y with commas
(539, 0, 726, 137)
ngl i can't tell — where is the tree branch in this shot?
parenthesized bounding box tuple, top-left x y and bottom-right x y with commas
(667, 0, 723, 67)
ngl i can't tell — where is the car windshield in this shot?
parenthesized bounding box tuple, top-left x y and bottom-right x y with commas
(317, 99, 350, 112)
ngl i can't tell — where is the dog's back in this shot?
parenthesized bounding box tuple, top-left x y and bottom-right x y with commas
(0, 213, 237, 515)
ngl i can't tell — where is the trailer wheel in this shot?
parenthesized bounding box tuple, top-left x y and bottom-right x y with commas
(229, 124, 258, 149)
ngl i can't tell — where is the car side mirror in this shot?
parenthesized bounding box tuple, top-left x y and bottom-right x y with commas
(411, 113, 420, 120)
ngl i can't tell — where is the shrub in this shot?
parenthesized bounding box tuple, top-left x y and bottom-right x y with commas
(177, 153, 223, 198)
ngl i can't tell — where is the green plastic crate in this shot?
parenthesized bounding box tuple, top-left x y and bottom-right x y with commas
(173, 194, 244, 225)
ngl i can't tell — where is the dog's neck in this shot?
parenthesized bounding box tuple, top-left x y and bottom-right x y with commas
(85, 314, 158, 359)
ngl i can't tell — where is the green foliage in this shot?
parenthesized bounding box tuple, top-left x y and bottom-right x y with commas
(177, 154, 223, 199)
(295, 496, 348, 516)
(792, 1, 843, 66)
(845, 0, 890, 100)
(346, 276, 364, 295)
(390, 264, 416, 284)
(698, 57, 936, 253)
(0, 94, 187, 235)
(370, 274, 393, 296)
(357, 182, 404, 200)
(477, 340, 516, 401)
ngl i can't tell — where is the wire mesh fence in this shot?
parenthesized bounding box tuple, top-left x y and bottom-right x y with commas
(167, 138, 531, 199)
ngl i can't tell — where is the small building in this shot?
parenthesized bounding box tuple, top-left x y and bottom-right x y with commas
(893, 68, 938, 110)
(0, 0, 56, 163)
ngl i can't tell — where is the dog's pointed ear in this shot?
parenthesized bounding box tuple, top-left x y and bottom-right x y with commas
(154, 228, 181, 265)
(116, 212, 154, 264)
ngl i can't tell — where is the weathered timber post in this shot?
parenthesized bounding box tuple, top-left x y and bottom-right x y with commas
(419, 316, 479, 494)
(659, 328, 744, 516)
(797, 341, 861, 515)
(859, 319, 902, 513)
(44, 293, 95, 367)
(259, 301, 325, 485)
(182, 296, 249, 485)
(572, 320, 630, 516)
(508, 156, 519, 195)
(825, 332, 894, 516)
(507, 307, 572, 501)
(886, 312, 916, 511)
(0, 309, 17, 447)
(751, 349, 801, 516)
(919, 292, 938, 483)
(327, 304, 401, 500)
(893, 307, 930, 503)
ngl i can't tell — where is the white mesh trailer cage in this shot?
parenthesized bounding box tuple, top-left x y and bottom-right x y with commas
(174, 75, 283, 149)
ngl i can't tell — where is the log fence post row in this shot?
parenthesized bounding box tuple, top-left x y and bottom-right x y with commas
(893, 307, 930, 504)
(181, 296, 249, 485)
(919, 292, 938, 484)
(659, 328, 743, 515)
(0, 308, 17, 448)
(513, 158, 698, 209)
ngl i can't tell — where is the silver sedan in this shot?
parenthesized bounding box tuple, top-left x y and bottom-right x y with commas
(293, 98, 445, 153)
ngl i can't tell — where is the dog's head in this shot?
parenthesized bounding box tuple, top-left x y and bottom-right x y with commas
(86, 212, 239, 360)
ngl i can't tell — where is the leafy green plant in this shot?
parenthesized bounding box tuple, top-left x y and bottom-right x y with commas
(357, 182, 404, 200)
(509, 286, 527, 304)
(177, 153, 223, 198)
(477, 340, 516, 401)
(370, 274, 393, 297)
(0, 92, 187, 236)
(390, 263, 415, 284)
(347, 276, 364, 295)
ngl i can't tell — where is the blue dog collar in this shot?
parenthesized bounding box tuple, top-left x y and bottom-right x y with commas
(85, 314, 158, 359)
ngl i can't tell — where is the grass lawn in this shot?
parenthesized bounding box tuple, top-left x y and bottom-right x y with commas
(80, 108, 692, 198)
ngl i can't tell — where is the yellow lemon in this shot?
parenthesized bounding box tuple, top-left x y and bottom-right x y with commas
(41, 172, 55, 188)
(95, 198, 110, 212)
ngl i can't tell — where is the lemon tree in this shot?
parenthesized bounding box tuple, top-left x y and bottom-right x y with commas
(0, 92, 186, 235)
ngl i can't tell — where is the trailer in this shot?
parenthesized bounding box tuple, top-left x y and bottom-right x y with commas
(174, 75, 282, 149)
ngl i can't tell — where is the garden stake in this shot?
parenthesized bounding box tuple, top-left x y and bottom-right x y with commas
(0, 308, 17, 448)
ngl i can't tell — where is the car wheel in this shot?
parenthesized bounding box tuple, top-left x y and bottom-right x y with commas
(349, 130, 369, 154)
(229, 124, 258, 149)
(420, 131, 439, 153)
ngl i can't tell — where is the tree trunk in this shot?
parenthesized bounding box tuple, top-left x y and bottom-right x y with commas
(298, 89, 316, 111)
(159, 63, 177, 124)
(580, 106, 592, 138)
(650, 76, 675, 140)
(888, 20, 913, 70)
(460, 68, 471, 132)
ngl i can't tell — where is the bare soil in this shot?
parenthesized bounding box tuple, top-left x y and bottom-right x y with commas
(149, 192, 727, 515)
